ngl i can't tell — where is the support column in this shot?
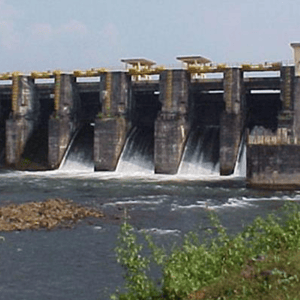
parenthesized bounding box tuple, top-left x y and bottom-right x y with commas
(94, 72, 130, 171)
(154, 70, 189, 174)
(220, 68, 244, 175)
(291, 42, 300, 135)
(278, 66, 294, 128)
(5, 75, 39, 167)
(48, 74, 81, 169)
(293, 76, 300, 137)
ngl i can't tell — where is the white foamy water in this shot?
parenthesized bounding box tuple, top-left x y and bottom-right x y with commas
(0, 167, 245, 183)
(60, 159, 94, 172)
(171, 197, 256, 211)
(219, 197, 255, 208)
(116, 158, 154, 175)
(233, 137, 247, 177)
(178, 127, 221, 176)
(51, 121, 247, 180)
(59, 127, 82, 170)
(116, 126, 154, 174)
(103, 199, 165, 207)
(241, 195, 300, 201)
(139, 228, 181, 235)
(178, 160, 220, 176)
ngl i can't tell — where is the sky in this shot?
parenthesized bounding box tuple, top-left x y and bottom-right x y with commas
(0, 0, 299, 73)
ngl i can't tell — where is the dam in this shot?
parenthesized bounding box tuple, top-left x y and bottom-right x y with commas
(1, 43, 300, 189)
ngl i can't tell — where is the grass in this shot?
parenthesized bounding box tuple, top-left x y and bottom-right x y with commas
(191, 250, 300, 299)
(111, 202, 300, 300)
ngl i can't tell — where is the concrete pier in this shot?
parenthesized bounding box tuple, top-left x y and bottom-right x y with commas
(293, 76, 300, 136)
(5, 76, 39, 167)
(154, 70, 189, 174)
(220, 68, 244, 175)
(94, 72, 130, 171)
(0, 86, 10, 165)
(94, 117, 127, 171)
(48, 74, 81, 169)
(246, 66, 300, 188)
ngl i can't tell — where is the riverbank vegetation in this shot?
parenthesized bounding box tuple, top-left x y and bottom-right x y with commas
(112, 202, 300, 299)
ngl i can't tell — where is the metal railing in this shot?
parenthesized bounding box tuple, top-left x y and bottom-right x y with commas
(0, 60, 295, 80)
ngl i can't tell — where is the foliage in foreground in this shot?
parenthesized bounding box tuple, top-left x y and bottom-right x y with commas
(111, 202, 300, 300)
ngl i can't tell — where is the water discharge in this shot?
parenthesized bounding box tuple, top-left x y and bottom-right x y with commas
(59, 124, 94, 172)
(233, 135, 247, 177)
(178, 126, 220, 176)
(58, 122, 247, 180)
(116, 126, 154, 175)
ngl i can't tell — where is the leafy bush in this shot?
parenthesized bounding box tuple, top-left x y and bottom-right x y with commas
(111, 221, 161, 300)
(111, 202, 300, 300)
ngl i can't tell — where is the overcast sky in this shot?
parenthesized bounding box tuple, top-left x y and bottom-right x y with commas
(0, 0, 299, 73)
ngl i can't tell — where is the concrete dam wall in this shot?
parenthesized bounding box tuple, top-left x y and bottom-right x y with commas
(1, 47, 300, 189)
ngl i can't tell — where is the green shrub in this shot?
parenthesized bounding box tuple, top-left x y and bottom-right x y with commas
(111, 220, 161, 300)
(111, 202, 300, 300)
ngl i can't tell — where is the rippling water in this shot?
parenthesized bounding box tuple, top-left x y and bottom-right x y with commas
(0, 166, 299, 299)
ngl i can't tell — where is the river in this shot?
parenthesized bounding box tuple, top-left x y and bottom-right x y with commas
(0, 162, 299, 300)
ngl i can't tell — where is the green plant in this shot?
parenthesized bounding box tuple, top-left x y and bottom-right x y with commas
(111, 215, 161, 300)
(112, 202, 300, 300)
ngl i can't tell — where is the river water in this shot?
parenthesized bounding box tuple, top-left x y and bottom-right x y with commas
(0, 158, 299, 299)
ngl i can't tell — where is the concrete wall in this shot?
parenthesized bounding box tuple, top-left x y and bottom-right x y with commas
(220, 68, 245, 175)
(48, 74, 81, 169)
(247, 144, 300, 189)
(94, 72, 130, 171)
(154, 70, 189, 174)
(220, 113, 243, 175)
(246, 66, 300, 189)
(94, 117, 127, 171)
(278, 66, 294, 128)
(100, 72, 130, 116)
(0, 92, 4, 164)
(293, 77, 300, 137)
(5, 76, 39, 167)
(155, 114, 188, 174)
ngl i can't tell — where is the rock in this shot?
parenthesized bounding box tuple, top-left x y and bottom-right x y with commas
(0, 198, 104, 231)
